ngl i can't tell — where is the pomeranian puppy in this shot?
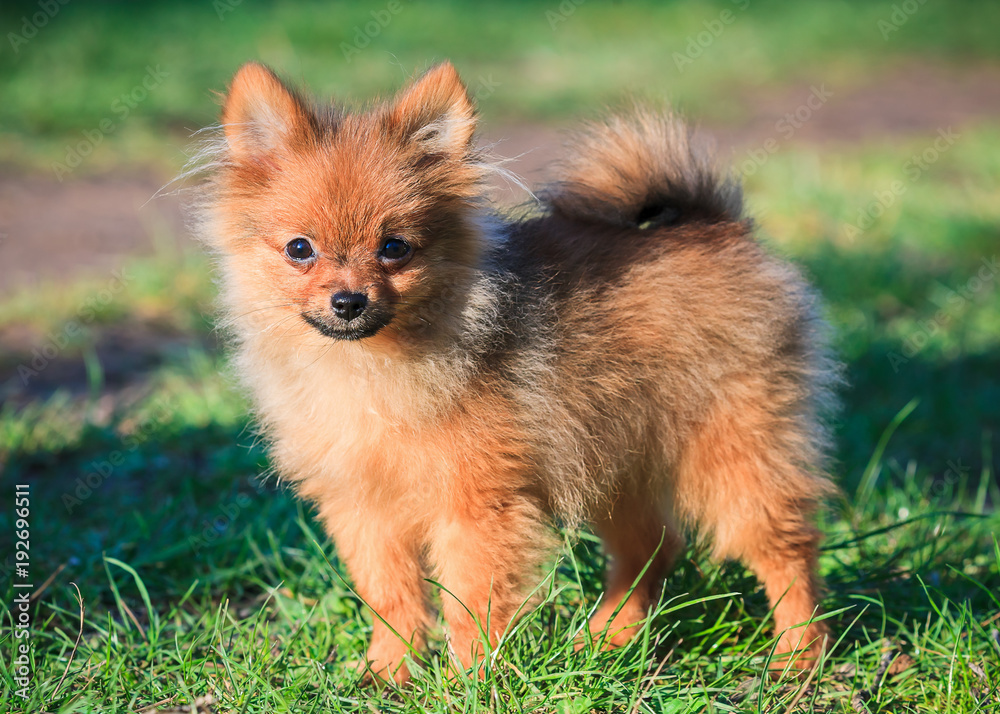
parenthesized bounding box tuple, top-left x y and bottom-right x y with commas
(195, 61, 837, 683)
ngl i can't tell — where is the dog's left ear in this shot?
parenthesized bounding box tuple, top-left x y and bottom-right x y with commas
(390, 62, 476, 157)
(221, 62, 312, 162)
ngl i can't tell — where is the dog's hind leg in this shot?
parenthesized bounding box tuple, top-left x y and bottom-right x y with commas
(676, 389, 832, 670)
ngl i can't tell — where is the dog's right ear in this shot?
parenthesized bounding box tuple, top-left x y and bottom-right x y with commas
(221, 62, 312, 161)
(389, 62, 476, 158)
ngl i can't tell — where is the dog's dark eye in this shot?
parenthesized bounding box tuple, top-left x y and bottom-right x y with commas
(285, 237, 314, 262)
(379, 237, 412, 264)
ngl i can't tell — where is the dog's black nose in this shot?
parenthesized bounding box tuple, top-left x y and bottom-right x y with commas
(331, 291, 368, 322)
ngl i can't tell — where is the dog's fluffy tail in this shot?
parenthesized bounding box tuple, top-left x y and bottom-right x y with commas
(539, 107, 743, 228)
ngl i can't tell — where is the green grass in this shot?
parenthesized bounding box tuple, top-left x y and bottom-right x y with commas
(3, 0, 1000, 171)
(0, 381, 998, 711)
(1, 122, 999, 710)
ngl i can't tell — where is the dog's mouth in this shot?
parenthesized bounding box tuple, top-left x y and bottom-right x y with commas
(301, 310, 392, 341)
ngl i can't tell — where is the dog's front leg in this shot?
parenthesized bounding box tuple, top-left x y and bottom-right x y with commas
(323, 512, 429, 684)
(428, 482, 553, 675)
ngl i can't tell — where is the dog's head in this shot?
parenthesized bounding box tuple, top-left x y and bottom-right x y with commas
(206, 62, 487, 352)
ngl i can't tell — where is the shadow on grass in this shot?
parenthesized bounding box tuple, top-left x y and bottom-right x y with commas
(2, 335, 997, 617)
(0, 239, 997, 707)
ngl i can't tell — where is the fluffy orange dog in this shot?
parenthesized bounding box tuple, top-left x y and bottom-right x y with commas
(196, 61, 837, 683)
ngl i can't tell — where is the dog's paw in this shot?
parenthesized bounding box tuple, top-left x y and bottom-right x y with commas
(768, 623, 829, 678)
(356, 645, 413, 686)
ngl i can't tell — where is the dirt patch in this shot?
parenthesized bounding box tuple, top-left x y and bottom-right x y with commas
(485, 60, 1000, 197)
(0, 171, 187, 296)
(2, 60, 998, 295)
(714, 59, 1000, 146)
(0, 319, 215, 405)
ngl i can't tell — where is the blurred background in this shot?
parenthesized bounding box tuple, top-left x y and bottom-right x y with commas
(1, 1, 998, 709)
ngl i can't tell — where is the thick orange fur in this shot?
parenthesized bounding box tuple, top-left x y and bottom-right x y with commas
(194, 61, 839, 683)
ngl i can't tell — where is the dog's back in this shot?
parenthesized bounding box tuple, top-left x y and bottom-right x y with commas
(492, 109, 838, 661)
